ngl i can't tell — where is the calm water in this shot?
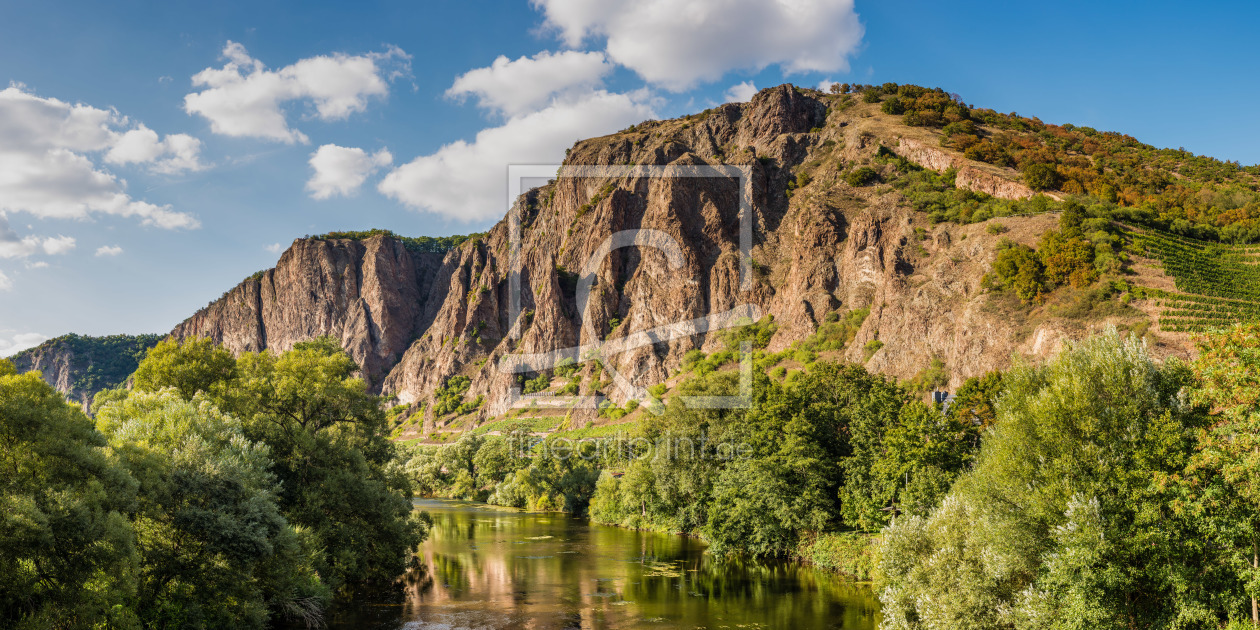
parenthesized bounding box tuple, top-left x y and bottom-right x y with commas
(320, 499, 880, 629)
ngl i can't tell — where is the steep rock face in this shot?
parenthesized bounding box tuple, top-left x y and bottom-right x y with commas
(171, 236, 445, 388)
(173, 84, 1190, 429)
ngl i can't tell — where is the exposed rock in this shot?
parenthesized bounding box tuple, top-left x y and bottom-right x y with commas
(171, 236, 446, 388)
(155, 84, 1187, 430)
(897, 138, 1035, 200)
(7, 334, 161, 411)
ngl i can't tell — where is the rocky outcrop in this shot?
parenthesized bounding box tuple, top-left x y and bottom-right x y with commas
(171, 236, 446, 388)
(955, 166, 1036, 200)
(897, 138, 1035, 200)
(160, 84, 1183, 429)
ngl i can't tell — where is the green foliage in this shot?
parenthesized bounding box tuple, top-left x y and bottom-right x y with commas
(846, 166, 880, 187)
(945, 371, 1003, 430)
(521, 372, 550, 394)
(313, 228, 484, 254)
(900, 356, 949, 394)
(795, 532, 878, 580)
(796, 308, 869, 353)
(878, 331, 1213, 629)
(134, 337, 426, 594)
(432, 375, 473, 416)
(7, 333, 161, 397)
(96, 391, 326, 629)
(862, 339, 884, 362)
(0, 363, 137, 630)
(132, 337, 237, 401)
(721, 314, 779, 350)
(992, 243, 1046, 304)
(1021, 162, 1063, 191)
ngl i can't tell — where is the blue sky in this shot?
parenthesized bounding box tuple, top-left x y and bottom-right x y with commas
(1, 0, 1258, 353)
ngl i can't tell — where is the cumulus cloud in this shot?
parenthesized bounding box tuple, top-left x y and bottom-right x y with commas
(105, 126, 205, 174)
(0, 330, 47, 353)
(41, 235, 75, 255)
(380, 89, 655, 220)
(724, 80, 758, 102)
(447, 50, 613, 117)
(0, 216, 76, 259)
(0, 85, 201, 229)
(95, 245, 123, 257)
(184, 41, 411, 144)
(265, 242, 283, 253)
(0, 271, 11, 292)
(533, 0, 864, 91)
(306, 144, 392, 199)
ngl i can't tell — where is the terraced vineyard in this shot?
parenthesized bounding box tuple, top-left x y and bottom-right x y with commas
(1131, 230, 1260, 332)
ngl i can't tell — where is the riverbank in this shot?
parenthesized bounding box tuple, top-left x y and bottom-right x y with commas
(795, 531, 881, 581)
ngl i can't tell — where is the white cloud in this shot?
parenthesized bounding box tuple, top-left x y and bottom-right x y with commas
(0, 217, 76, 259)
(106, 126, 205, 174)
(265, 242, 283, 253)
(447, 50, 613, 118)
(95, 245, 123, 257)
(0, 271, 11, 292)
(0, 331, 48, 354)
(724, 81, 758, 102)
(41, 235, 75, 255)
(306, 144, 392, 199)
(0, 85, 201, 229)
(818, 78, 839, 92)
(380, 89, 655, 221)
(184, 41, 411, 144)
(533, 0, 864, 91)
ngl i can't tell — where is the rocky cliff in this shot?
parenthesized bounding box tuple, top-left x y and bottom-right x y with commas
(171, 236, 448, 388)
(161, 84, 1193, 433)
(7, 334, 162, 410)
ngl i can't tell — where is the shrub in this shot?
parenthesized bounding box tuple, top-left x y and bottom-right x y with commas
(846, 167, 880, 187)
(1022, 163, 1063, 191)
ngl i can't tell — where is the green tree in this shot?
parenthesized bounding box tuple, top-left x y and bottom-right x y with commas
(1021, 162, 1063, 191)
(945, 371, 1003, 432)
(132, 336, 237, 400)
(96, 391, 327, 629)
(1182, 323, 1260, 626)
(992, 243, 1046, 304)
(878, 331, 1213, 630)
(132, 337, 426, 593)
(0, 361, 138, 630)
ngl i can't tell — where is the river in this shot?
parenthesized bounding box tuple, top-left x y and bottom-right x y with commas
(319, 499, 880, 629)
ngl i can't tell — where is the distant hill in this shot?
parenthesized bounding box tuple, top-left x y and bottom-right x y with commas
(7, 334, 162, 410)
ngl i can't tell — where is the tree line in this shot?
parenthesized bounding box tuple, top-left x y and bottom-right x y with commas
(1, 337, 426, 630)
(413, 323, 1260, 629)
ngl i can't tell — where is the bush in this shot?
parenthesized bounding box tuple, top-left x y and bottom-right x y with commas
(846, 167, 880, 187)
(1022, 162, 1063, 191)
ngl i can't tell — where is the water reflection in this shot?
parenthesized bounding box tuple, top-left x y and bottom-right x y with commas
(318, 499, 879, 629)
